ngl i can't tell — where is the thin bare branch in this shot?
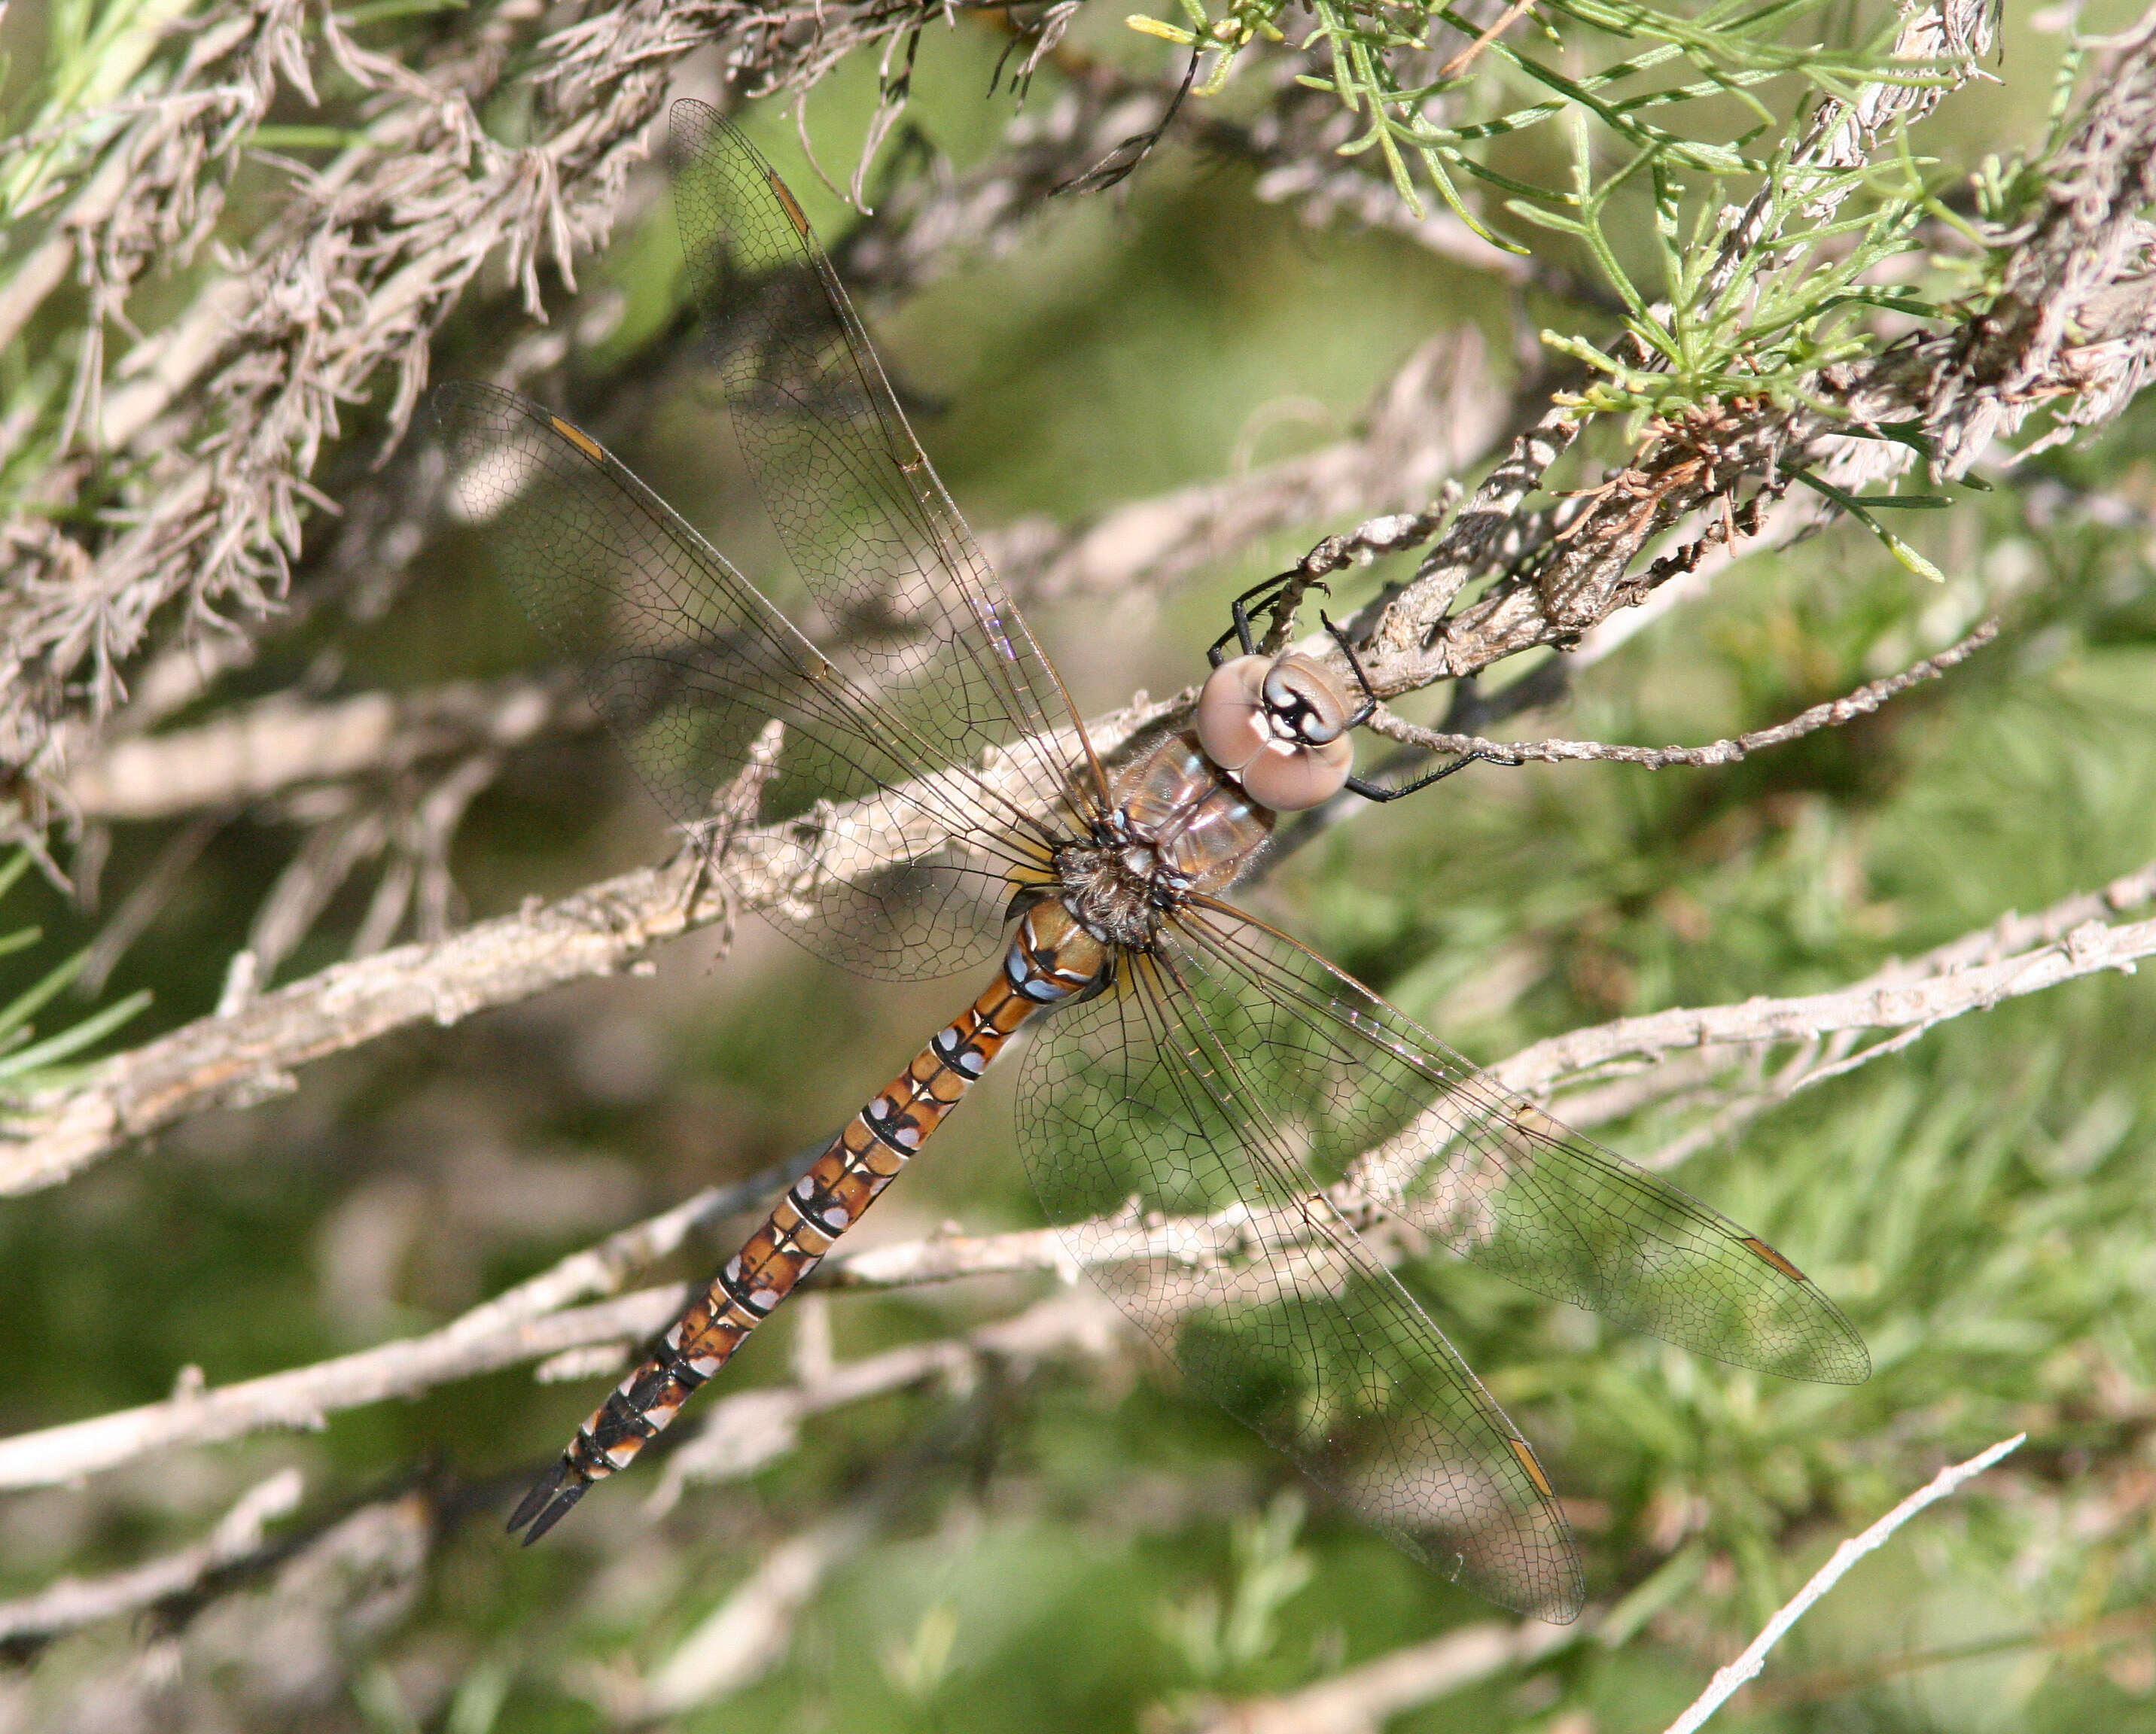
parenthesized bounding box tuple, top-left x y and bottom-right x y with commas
(1495, 878, 2156, 1103)
(0, 1468, 303, 1650)
(1893, 858, 2156, 979)
(459, 1157, 810, 1338)
(1513, 856, 2156, 1164)
(1660, 1434, 2027, 1734)
(1192, 1617, 1576, 1734)
(0, 1166, 802, 1492)
(0, 1283, 689, 1493)
(1366, 618, 1999, 771)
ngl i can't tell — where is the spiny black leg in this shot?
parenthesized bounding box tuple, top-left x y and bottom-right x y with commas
(1344, 750, 1506, 803)
(1209, 576, 1278, 665)
(1207, 570, 1332, 665)
(1318, 611, 1383, 728)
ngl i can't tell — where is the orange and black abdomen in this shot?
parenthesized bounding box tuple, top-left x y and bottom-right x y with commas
(508, 905, 1109, 1541)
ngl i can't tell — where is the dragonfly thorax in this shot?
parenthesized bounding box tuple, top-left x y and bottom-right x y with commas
(1052, 732, 1275, 948)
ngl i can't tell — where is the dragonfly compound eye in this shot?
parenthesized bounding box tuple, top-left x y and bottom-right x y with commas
(1261, 653, 1354, 745)
(1196, 653, 1354, 812)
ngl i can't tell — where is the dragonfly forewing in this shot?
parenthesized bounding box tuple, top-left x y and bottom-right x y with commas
(434, 382, 1063, 979)
(671, 101, 1104, 837)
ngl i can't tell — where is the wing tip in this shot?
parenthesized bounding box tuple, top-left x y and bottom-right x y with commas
(1476, 1554, 1586, 1626)
(1821, 1331, 1873, 1386)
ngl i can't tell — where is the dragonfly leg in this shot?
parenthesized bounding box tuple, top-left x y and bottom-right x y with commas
(1341, 755, 1492, 802)
(1317, 611, 1521, 804)
(1207, 570, 1333, 666)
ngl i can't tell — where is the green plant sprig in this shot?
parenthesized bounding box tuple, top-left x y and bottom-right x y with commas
(0, 850, 151, 1100)
(1129, 0, 1953, 230)
(1516, 102, 1944, 428)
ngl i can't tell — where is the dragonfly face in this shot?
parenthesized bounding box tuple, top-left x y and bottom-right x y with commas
(1195, 650, 1358, 811)
(438, 99, 1867, 1624)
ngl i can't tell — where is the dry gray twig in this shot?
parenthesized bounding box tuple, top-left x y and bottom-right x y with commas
(1190, 1617, 1577, 1734)
(0, 1282, 693, 1493)
(1495, 873, 2156, 1103)
(0, 864, 2146, 1495)
(0, 1468, 303, 1650)
(1366, 618, 1999, 771)
(1660, 1434, 2027, 1734)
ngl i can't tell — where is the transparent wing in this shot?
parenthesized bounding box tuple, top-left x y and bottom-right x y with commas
(671, 99, 1106, 830)
(1018, 947, 1586, 1622)
(1168, 900, 1871, 1385)
(434, 382, 1064, 980)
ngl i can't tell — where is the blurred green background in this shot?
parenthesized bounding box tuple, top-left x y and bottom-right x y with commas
(5, 6, 2156, 1729)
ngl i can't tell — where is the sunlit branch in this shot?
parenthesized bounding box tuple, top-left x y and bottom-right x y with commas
(1494, 859, 2156, 1103)
(0, 862, 2146, 1494)
(1659, 1434, 2027, 1734)
(1364, 618, 1999, 771)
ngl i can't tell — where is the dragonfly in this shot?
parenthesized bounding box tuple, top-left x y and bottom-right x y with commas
(434, 99, 1867, 1623)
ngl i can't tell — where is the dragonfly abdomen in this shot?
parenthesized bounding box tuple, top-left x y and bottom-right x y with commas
(507, 905, 1109, 1543)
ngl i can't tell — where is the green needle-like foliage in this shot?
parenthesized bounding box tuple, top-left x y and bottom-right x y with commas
(0, 852, 150, 1097)
(1130, 0, 1948, 229)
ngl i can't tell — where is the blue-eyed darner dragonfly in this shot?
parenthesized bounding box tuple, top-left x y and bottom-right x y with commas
(434, 100, 1866, 1623)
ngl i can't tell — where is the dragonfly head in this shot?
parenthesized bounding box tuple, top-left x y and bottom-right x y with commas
(1195, 653, 1356, 812)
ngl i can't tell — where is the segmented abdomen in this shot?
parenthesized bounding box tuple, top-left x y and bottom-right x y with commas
(507, 908, 1106, 1541)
